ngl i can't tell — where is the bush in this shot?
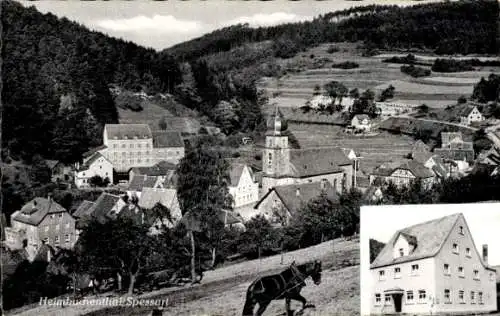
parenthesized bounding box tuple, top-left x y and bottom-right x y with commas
(382, 54, 416, 64)
(432, 59, 474, 73)
(231, 152, 241, 158)
(457, 96, 467, 104)
(331, 61, 359, 69)
(400, 64, 431, 78)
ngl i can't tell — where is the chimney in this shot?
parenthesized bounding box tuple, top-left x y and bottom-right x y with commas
(296, 188, 300, 197)
(482, 244, 488, 264)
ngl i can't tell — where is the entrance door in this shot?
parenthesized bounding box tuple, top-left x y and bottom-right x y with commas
(393, 294, 402, 313)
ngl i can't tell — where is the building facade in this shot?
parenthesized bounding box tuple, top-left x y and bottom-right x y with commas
(151, 131, 185, 165)
(228, 163, 259, 208)
(74, 153, 113, 188)
(369, 161, 436, 189)
(370, 213, 497, 315)
(4, 197, 77, 261)
(460, 106, 485, 126)
(352, 114, 372, 132)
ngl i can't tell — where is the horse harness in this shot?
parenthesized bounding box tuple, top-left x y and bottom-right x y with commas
(256, 263, 308, 301)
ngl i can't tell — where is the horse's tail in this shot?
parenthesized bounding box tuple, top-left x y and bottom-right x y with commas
(242, 281, 256, 316)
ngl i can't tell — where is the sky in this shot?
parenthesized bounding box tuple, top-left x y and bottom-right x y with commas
(360, 203, 500, 315)
(20, 0, 448, 51)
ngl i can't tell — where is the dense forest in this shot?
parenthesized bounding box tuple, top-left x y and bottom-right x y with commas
(166, 0, 499, 61)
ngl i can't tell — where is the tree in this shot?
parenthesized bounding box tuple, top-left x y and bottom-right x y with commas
(313, 84, 321, 96)
(30, 155, 51, 185)
(324, 81, 348, 106)
(237, 215, 280, 259)
(378, 85, 395, 102)
(349, 88, 360, 99)
(77, 217, 158, 294)
(176, 144, 232, 282)
(369, 239, 385, 263)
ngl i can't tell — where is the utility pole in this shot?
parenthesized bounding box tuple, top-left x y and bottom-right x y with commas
(353, 154, 364, 188)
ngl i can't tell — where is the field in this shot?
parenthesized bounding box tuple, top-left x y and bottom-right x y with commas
(8, 239, 359, 316)
(288, 123, 415, 175)
(258, 43, 500, 112)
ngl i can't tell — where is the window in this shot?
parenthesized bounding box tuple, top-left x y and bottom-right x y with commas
(113, 144, 117, 148)
(406, 291, 414, 303)
(45, 226, 49, 232)
(466, 247, 471, 257)
(459, 290, 464, 304)
(50, 215, 55, 219)
(130, 144, 134, 148)
(459, 226, 464, 235)
(268, 153, 272, 168)
(490, 272, 495, 281)
(138, 143, 141, 148)
(65, 234, 70, 243)
(121, 144, 126, 148)
(444, 289, 451, 303)
(384, 295, 391, 305)
(444, 263, 450, 275)
(59, 214, 63, 218)
(418, 290, 426, 302)
(394, 267, 401, 278)
(399, 248, 404, 257)
(375, 293, 381, 305)
(473, 269, 479, 280)
(471, 291, 475, 304)
(379, 270, 386, 280)
(55, 236, 60, 244)
(453, 243, 459, 253)
(44, 237, 49, 244)
(66, 223, 70, 229)
(478, 292, 483, 304)
(458, 266, 464, 278)
(411, 264, 419, 276)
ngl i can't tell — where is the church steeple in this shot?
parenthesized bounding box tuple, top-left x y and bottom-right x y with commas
(266, 106, 288, 136)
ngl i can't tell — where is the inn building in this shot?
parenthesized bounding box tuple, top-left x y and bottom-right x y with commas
(370, 213, 497, 315)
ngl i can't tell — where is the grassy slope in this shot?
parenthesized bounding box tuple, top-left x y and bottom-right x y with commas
(8, 238, 359, 316)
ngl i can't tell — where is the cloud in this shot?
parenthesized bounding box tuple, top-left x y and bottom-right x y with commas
(96, 15, 204, 34)
(224, 12, 312, 28)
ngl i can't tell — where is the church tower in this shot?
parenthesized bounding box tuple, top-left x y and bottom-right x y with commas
(261, 107, 291, 192)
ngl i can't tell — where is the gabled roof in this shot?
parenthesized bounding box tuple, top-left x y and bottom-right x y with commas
(85, 193, 122, 224)
(72, 200, 96, 219)
(128, 175, 159, 192)
(45, 160, 60, 170)
(371, 213, 461, 269)
(460, 106, 482, 117)
(79, 152, 110, 172)
(371, 160, 435, 179)
(151, 131, 184, 148)
(441, 132, 463, 146)
(105, 124, 152, 140)
(255, 182, 339, 216)
(289, 147, 351, 178)
(12, 198, 67, 226)
(138, 188, 179, 211)
(229, 163, 252, 187)
(434, 148, 475, 162)
(353, 114, 370, 121)
(130, 161, 177, 176)
(82, 145, 107, 159)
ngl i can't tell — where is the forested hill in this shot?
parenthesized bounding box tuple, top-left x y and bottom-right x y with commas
(165, 0, 499, 61)
(2, 0, 182, 163)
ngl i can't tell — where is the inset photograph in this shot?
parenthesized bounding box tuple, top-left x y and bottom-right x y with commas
(360, 203, 500, 316)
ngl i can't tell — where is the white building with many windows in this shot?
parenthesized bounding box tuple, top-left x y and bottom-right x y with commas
(369, 213, 497, 315)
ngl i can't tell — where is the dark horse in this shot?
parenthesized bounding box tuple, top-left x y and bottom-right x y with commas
(242, 260, 322, 316)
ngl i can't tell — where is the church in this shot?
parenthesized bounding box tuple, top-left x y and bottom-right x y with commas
(261, 108, 354, 194)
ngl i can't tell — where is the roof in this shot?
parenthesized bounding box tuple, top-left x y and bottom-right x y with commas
(105, 124, 152, 140)
(138, 188, 179, 210)
(353, 114, 370, 121)
(371, 213, 496, 271)
(72, 200, 96, 219)
(434, 148, 475, 162)
(371, 213, 462, 269)
(45, 160, 60, 170)
(152, 131, 184, 148)
(130, 161, 176, 176)
(229, 163, 253, 187)
(255, 181, 339, 216)
(85, 193, 122, 224)
(460, 106, 482, 117)
(82, 145, 107, 159)
(79, 152, 109, 172)
(371, 160, 435, 179)
(12, 198, 67, 226)
(128, 175, 159, 192)
(289, 147, 351, 178)
(411, 140, 432, 164)
(441, 132, 463, 145)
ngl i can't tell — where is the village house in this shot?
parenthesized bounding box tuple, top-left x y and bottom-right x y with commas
(253, 181, 338, 226)
(375, 101, 417, 118)
(179, 209, 246, 232)
(370, 213, 497, 315)
(434, 132, 475, 166)
(261, 108, 354, 193)
(460, 106, 485, 126)
(228, 163, 260, 208)
(4, 196, 77, 261)
(46, 160, 73, 183)
(74, 152, 113, 188)
(411, 140, 432, 164)
(127, 175, 174, 200)
(128, 160, 177, 182)
(151, 131, 185, 165)
(138, 187, 183, 231)
(369, 160, 437, 189)
(73, 193, 127, 231)
(351, 114, 372, 132)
